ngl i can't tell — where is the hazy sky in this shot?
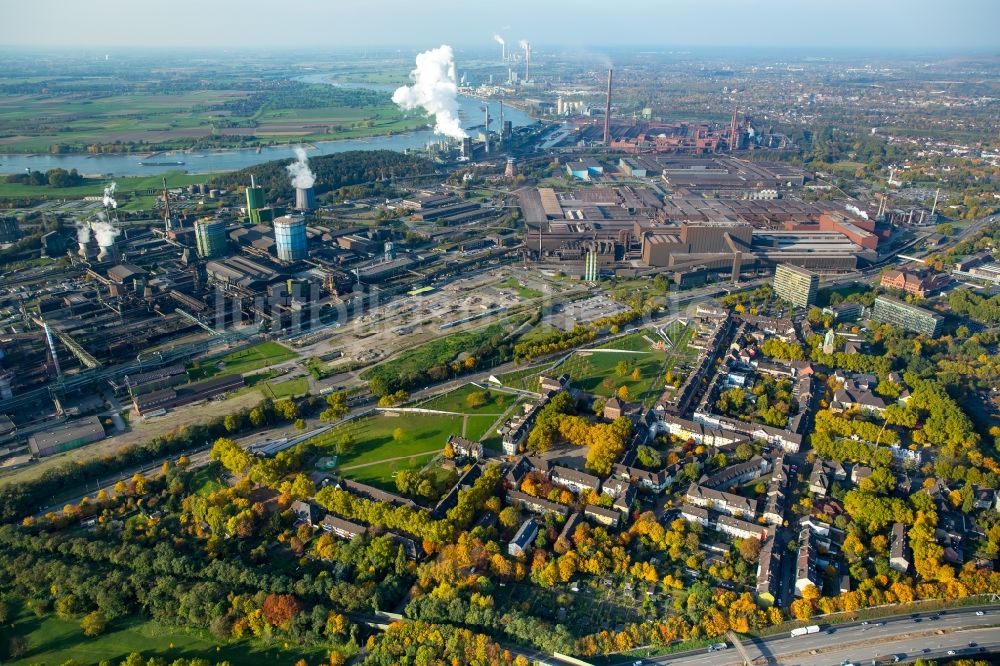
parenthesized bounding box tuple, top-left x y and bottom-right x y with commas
(2, 0, 998, 51)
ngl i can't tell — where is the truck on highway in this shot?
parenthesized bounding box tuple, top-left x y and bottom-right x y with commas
(871, 656, 899, 665)
(790, 625, 820, 638)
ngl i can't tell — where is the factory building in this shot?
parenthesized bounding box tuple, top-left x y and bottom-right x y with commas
(273, 215, 308, 262)
(773, 264, 819, 308)
(205, 256, 280, 289)
(566, 159, 604, 181)
(28, 415, 105, 458)
(871, 296, 943, 337)
(519, 183, 868, 280)
(194, 218, 229, 259)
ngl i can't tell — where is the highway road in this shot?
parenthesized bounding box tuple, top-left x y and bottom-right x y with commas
(636, 606, 999, 666)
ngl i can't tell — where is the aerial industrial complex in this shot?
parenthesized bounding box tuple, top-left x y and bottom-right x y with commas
(0, 35, 998, 666)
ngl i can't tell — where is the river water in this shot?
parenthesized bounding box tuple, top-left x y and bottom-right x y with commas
(0, 75, 536, 176)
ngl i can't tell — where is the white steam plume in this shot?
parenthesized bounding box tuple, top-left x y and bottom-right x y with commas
(92, 210, 120, 247)
(75, 221, 91, 245)
(519, 39, 529, 50)
(286, 146, 316, 189)
(392, 45, 467, 140)
(494, 35, 505, 46)
(102, 181, 117, 209)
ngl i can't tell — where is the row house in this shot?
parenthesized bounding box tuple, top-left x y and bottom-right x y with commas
(504, 455, 551, 487)
(680, 503, 768, 541)
(756, 538, 782, 607)
(338, 479, 419, 510)
(685, 483, 758, 519)
(692, 411, 803, 453)
(700, 455, 772, 490)
(763, 455, 788, 526)
(502, 390, 563, 455)
(716, 514, 770, 541)
(794, 527, 820, 597)
(890, 522, 910, 573)
(612, 463, 673, 493)
(432, 464, 483, 519)
(551, 465, 602, 494)
(321, 514, 367, 541)
(584, 504, 622, 529)
(651, 413, 743, 447)
(507, 489, 570, 518)
(680, 503, 710, 527)
(557, 513, 585, 546)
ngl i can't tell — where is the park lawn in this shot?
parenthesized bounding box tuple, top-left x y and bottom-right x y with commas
(417, 383, 514, 415)
(189, 466, 226, 497)
(493, 362, 556, 392)
(559, 349, 669, 404)
(262, 377, 310, 399)
(339, 452, 438, 491)
(663, 322, 697, 358)
(187, 342, 297, 381)
(0, 609, 319, 666)
(464, 414, 499, 442)
(310, 412, 464, 469)
(597, 330, 658, 352)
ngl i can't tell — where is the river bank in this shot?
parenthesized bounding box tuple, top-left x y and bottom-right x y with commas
(0, 76, 537, 177)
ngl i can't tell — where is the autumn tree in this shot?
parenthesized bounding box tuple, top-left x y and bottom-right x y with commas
(80, 611, 108, 636)
(261, 593, 303, 628)
(790, 598, 814, 620)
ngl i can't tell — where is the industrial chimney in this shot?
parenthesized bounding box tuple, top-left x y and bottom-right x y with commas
(603, 68, 613, 145)
(523, 42, 530, 83)
(484, 105, 490, 155)
(295, 187, 316, 211)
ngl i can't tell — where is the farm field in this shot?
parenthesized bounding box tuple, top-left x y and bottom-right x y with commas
(0, 87, 425, 154)
(187, 342, 297, 381)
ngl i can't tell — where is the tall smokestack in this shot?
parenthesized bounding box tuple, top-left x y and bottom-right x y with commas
(484, 105, 490, 154)
(494, 35, 506, 62)
(730, 103, 739, 153)
(520, 40, 530, 83)
(603, 68, 613, 145)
